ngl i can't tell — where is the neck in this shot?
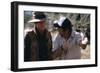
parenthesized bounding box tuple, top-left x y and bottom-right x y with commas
(35, 27, 45, 35)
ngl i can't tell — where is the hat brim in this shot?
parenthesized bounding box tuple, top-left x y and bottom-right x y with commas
(28, 19, 43, 23)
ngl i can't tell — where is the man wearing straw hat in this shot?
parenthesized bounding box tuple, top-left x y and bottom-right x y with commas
(24, 12, 52, 61)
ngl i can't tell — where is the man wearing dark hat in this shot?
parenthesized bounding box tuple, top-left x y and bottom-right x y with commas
(24, 12, 52, 61)
(53, 16, 88, 59)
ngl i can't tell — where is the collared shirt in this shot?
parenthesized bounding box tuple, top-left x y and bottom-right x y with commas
(53, 30, 82, 60)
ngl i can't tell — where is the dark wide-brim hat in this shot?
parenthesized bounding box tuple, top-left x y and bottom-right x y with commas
(28, 12, 46, 23)
(54, 17, 73, 30)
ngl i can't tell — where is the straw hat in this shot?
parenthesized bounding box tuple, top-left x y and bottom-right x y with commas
(28, 12, 46, 23)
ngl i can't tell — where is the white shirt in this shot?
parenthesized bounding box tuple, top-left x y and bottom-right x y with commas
(53, 31, 83, 60)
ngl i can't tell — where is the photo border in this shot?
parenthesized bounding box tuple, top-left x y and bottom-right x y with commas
(11, 1, 98, 72)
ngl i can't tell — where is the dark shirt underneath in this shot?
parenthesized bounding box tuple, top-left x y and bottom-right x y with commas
(36, 28, 49, 61)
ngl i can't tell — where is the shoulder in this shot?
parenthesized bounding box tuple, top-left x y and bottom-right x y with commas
(46, 30, 51, 35)
(72, 31, 81, 38)
(72, 31, 83, 45)
(25, 29, 36, 39)
(45, 30, 52, 39)
(26, 30, 35, 35)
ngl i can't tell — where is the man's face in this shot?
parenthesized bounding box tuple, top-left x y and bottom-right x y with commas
(35, 21, 45, 31)
(58, 28, 69, 38)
